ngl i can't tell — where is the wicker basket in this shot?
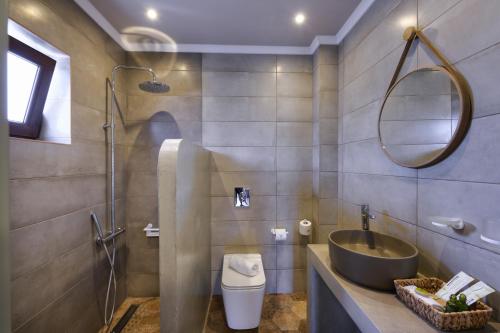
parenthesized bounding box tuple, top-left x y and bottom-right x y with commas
(394, 278, 493, 331)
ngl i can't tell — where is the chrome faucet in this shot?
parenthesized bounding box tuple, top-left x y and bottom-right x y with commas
(361, 204, 375, 231)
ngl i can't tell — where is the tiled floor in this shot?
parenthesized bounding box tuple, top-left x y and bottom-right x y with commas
(205, 293, 308, 333)
(99, 293, 307, 333)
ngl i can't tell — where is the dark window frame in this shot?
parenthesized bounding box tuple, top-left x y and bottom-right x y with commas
(8, 36, 56, 139)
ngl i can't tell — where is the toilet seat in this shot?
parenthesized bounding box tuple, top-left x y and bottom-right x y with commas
(222, 254, 266, 290)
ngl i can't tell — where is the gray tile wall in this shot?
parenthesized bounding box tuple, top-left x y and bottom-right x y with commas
(338, 0, 500, 316)
(312, 46, 339, 243)
(123, 52, 202, 296)
(8, 0, 127, 331)
(203, 54, 313, 293)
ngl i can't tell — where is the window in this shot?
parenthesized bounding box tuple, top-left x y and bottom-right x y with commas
(8, 36, 56, 139)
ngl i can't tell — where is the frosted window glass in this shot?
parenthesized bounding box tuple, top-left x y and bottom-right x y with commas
(7, 52, 39, 123)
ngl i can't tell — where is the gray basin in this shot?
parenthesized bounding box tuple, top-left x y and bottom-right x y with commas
(328, 230, 418, 291)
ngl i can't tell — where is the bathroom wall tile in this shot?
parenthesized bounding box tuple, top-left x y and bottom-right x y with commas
(127, 95, 202, 122)
(277, 147, 313, 171)
(277, 122, 312, 147)
(454, 43, 500, 119)
(318, 91, 338, 119)
(13, 275, 125, 333)
(342, 139, 417, 177)
(10, 204, 104, 279)
(128, 52, 202, 71)
(341, 0, 401, 57)
(201, 51, 314, 300)
(127, 272, 160, 297)
(277, 55, 313, 73)
(211, 196, 276, 221)
(211, 245, 276, 270)
(70, 103, 106, 143)
(420, 0, 500, 66)
(417, 0, 461, 28)
(126, 172, 157, 197)
(319, 172, 338, 199)
(319, 119, 338, 145)
(315, 224, 338, 244)
(319, 145, 338, 172)
(277, 245, 307, 269)
(71, 65, 107, 113)
(343, 0, 416, 85)
(277, 172, 313, 197)
(316, 65, 338, 92)
(8, 140, 106, 179)
(419, 115, 500, 184)
(127, 247, 160, 274)
(343, 44, 417, 115)
(208, 147, 276, 171)
(125, 195, 158, 224)
(202, 72, 276, 97)
(318, 198, 338, 225)
(342, 101, 380, 143)
(277, 97, 313, 122)
(203, 97, 276, 122)
(11, 243, 94, 328)
(277, 73, 313, 98)
(276, 269, 306, 293)
(211, 171, 276, 196)
(211, 221, 276, 246)
(313, 45, 338, 67)
(7, 2, 130, 331)
(418, 178, 500, 254)
(343, 173, 417, 224)
(203, 122, 276, 146)
(202, 54, 276, 72)
(277, 196, 312, 220)
(9, 175, 106, 229)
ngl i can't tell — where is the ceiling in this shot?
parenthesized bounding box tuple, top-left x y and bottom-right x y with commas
(76, 0, 373, 54)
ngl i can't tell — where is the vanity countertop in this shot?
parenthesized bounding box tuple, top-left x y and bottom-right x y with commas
(307, 244, 500, 333)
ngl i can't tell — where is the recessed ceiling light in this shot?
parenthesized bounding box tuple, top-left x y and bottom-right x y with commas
(294, 12, 305, 25)
(146, 8, 158, 21)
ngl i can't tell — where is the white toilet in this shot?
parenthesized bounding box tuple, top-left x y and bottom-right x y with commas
(221, 254, 266, 330)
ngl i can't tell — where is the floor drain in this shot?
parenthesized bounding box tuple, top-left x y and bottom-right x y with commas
(111, 304, 139, 333)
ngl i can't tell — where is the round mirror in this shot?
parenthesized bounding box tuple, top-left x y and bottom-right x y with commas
(379, 67, 471, 168)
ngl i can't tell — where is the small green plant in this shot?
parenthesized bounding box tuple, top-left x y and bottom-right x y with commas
(445, 294, 469, 313)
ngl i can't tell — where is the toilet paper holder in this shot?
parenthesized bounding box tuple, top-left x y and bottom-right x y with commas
(271, 228, 288, 241)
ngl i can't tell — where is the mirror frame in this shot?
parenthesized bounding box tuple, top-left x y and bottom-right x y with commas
(378, 65, 472, 168)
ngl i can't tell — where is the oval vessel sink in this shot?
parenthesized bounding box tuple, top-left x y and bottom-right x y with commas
(328, 230, 418, 290)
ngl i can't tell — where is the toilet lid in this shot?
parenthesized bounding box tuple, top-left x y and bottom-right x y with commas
(222, 254, 266, 290)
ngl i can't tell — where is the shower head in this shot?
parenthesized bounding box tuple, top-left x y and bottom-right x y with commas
(139, 80, 170, 93)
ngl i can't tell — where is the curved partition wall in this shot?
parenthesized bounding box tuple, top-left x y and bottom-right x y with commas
(158, 139, 211, 332)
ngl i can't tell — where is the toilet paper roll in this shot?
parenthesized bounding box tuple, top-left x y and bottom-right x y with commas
(299, 219, 312, 236)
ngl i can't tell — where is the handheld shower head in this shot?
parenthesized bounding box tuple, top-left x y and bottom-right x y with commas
(139, 80, 170, 93)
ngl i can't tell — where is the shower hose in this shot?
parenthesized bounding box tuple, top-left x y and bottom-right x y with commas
(91, 213, 117, 327)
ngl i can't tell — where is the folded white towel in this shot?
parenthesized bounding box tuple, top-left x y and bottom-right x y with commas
(229, 255, 259, 277)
